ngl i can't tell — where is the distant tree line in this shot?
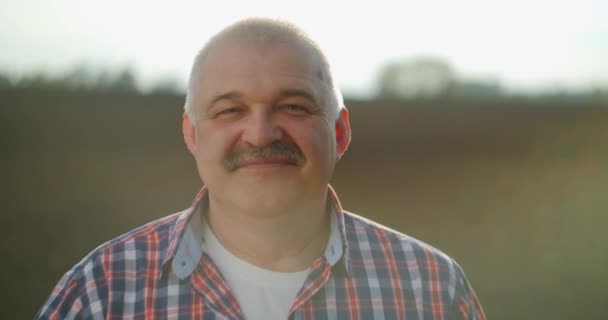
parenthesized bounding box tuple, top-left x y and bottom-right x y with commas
(375, 56, 608, 102)
(1, 59, 606, 102)
(0, 65, 181, 94)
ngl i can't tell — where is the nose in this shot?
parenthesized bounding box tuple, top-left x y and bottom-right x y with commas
(241, 109, 284, 147)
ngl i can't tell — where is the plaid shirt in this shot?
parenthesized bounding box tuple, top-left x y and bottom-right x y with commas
(36, 186, 486, 320)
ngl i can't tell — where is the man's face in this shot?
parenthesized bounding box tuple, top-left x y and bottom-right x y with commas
(183, 39, 350, 212)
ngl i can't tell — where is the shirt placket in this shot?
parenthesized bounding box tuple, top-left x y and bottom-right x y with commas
(189, 258, 245, 320)
(287, 258, 333, 319)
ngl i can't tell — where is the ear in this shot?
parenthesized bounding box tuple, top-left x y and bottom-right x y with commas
(334, 108, 351, 159)
(182, 113, 197, 155)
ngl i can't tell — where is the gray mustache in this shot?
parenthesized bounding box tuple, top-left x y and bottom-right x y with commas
(224, 140, 306, 171)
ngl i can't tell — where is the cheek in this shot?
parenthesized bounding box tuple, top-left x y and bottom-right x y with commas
(291, 121, 336, 160)
(195, 125, 236, 163)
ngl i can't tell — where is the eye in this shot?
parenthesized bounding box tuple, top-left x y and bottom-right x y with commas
(280, 104, 311, 115)
(215, 107, 244, 118)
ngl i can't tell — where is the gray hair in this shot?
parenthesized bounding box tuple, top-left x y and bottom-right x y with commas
(184, 17, 344, 122)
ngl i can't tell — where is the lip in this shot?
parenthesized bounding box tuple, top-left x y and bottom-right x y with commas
(237, 158, 298, 168)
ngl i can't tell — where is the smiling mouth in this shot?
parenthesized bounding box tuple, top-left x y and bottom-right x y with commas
(224, 140, 306, 172)
(237, 157, 299, 168)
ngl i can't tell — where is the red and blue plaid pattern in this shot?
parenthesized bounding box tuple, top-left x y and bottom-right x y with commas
(36, 187, 486, 319)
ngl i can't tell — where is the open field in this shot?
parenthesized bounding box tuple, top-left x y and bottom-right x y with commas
(1, 90, 607, 319)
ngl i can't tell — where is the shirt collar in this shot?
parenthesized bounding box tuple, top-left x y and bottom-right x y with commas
(160, 187, 207, 276)
(162, 185, 350, 279)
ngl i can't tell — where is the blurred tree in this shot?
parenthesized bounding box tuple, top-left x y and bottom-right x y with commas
(106, 68, 137, 92)
(2, 65, 141, 93)
(17, 72, 68, 90)
(450, 80, 502, 98)
(377, 56, 456, 100)
(62, 64, 98, 91)
(0, 73, 11, 89)
(376, 56, 506, 100)
(149, 77, 182, 94)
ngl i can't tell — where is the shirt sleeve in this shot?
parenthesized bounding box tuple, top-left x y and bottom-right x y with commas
(35, 257, 108, 320)
(450, 263, 487, 320)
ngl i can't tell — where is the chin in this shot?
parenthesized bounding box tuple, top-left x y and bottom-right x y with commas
(236, 181, 308, 211)
(238, 193, 295, 215)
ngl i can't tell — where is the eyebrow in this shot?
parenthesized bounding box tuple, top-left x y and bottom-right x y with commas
(207, 91, 244, 111)
(275, 89, 319, 106)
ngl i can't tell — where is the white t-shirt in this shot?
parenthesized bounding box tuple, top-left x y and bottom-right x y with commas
(202, 221, 309, 320)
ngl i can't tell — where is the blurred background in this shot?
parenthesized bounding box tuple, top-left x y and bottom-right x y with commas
(1, 0, 607, 319)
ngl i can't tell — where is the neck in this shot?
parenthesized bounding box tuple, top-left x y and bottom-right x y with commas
(204, 193, 330, 272)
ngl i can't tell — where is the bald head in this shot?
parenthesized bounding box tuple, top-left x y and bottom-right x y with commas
(184, 18, 343, 122)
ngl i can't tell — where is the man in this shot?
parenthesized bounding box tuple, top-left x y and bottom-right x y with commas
(37, 18, 486, 319)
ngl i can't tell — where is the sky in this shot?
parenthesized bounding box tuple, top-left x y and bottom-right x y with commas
(1, 0, 606, 98)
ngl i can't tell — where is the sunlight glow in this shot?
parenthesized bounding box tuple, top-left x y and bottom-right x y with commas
(1, 0, 606, 95)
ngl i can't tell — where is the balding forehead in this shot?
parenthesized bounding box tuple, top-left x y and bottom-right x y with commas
(197, 35, 330, 88)
(209, 18, 312, 51)
(185, 18, 343, 120)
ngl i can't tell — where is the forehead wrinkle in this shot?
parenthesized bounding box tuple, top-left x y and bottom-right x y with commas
(185, 18, 342, 122)
(207, 91, 244, 111)
(192, 36, 336, 118)
(209, 49, 321, 91)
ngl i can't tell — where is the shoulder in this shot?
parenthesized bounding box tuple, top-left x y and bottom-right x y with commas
(342, 211, 486, 319)
(35, 210, 187, 319)
(342, 211, 464, 292)
(341, 211, 486, 319)
(343, 210, 457, 267)
(75, 210, 184, 272)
